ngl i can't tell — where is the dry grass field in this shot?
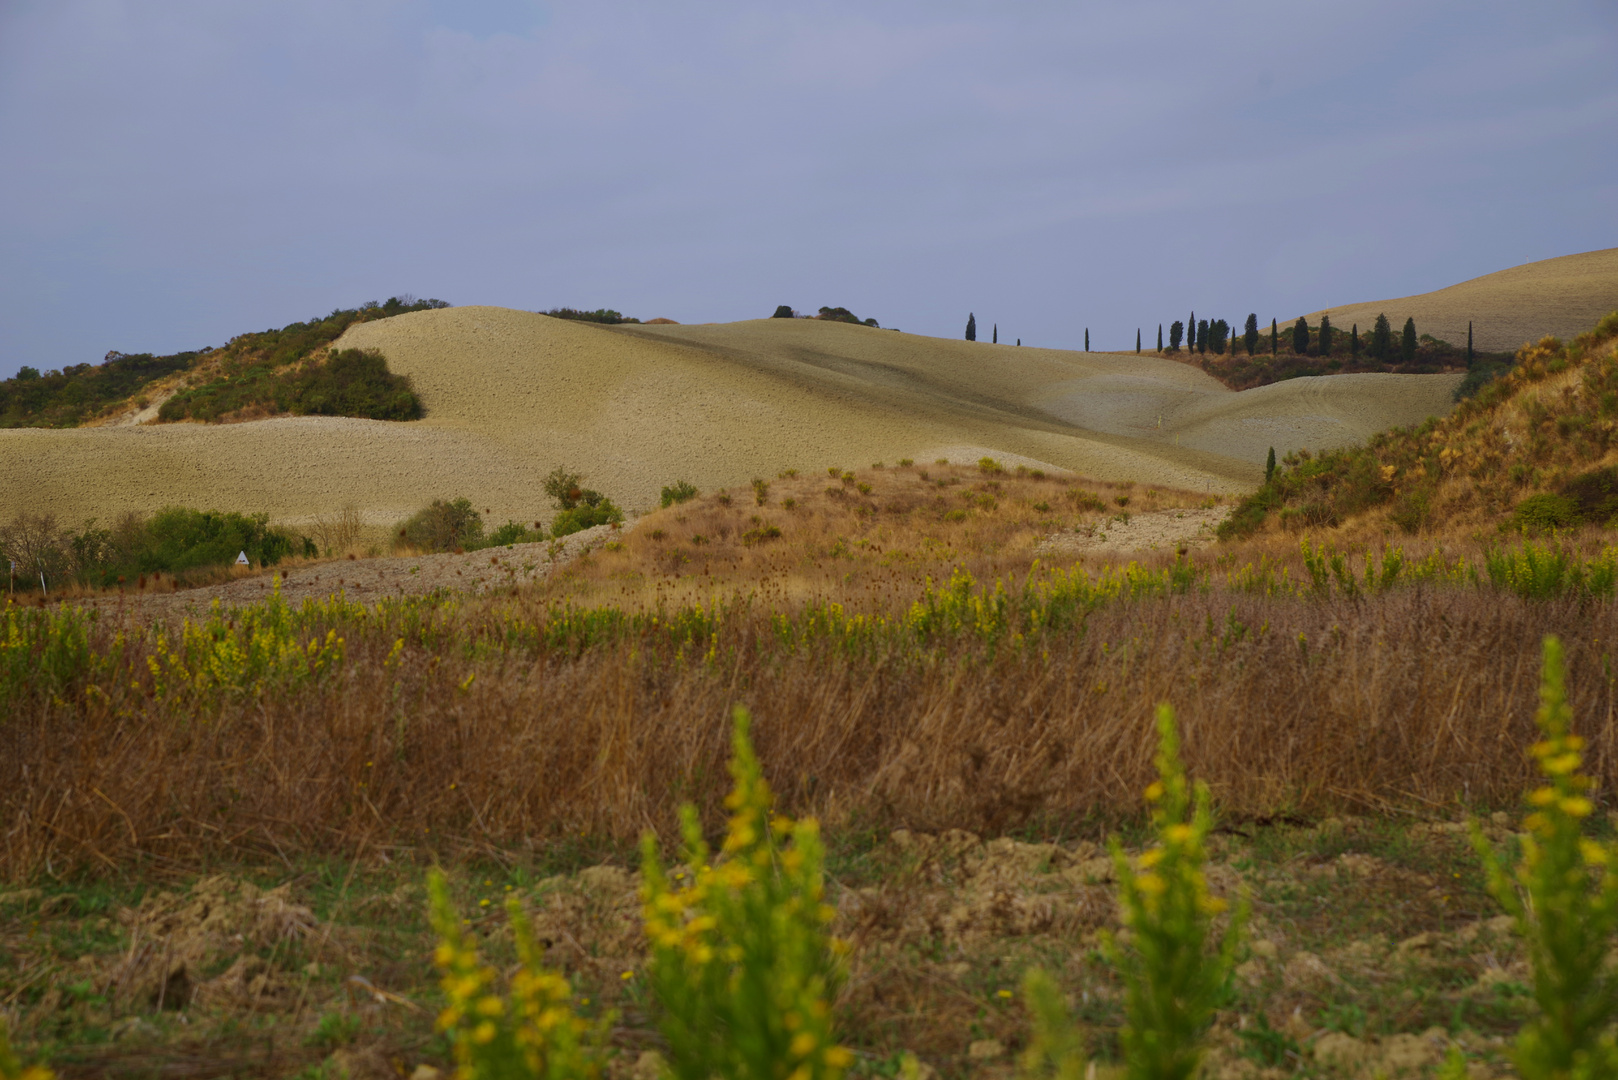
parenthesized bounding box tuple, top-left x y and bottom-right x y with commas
(1303, 247, 1618, 353)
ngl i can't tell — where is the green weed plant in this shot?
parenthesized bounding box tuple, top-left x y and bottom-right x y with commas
(1471, 636, 1618, 1078)
(1105, 705, 1245, 1080)
(427, 871, 609, 1080)
(640, 707, 851, 1080)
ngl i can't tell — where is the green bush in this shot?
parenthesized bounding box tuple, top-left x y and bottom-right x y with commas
(1513, 493, 1582, 533)
(158, 297, 446, 423)
(274, 349, 422, 420)
(487, 520, 543, 547)
(771, 305, 795, 319)
(542, 308, 639, 324)
(1, 350, 196, 428)
(661, 480, 699, 507)
(543, 466, 623, 536)
(397, 498, 484, 552)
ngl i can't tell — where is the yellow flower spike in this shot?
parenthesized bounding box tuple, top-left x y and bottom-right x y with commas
(1138, 848, 1165, 869)
(790, 1033, 818, 1057)
(1560, 796, 1594, 818)
(1529, 787, 1558, 806)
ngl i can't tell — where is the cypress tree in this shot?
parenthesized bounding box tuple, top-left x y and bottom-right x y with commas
(1270, 318, 1278, 355)
(1085, 328, 1090, 351)
(993, 323, 997, 344)
(1401, 317, 1417, 362)
(1157, 324, 1163, 351)
(966, 313, 977, 341)
(1370, 313, 1392, 360)
(1136, 328, 1142, 354)
(1244, 314, 1260, 356)
(1292, 317, 1309, 355)
(1169, 320, 1184, 351)
(1265, 446, 1277, 484)
(1467, 321, 1474, 365)
(1196, 319, 1209, 354)
(1351, 323, 1360, 357)
(1319, 314, 1333, 357)
(1210, 318, 1229, 355)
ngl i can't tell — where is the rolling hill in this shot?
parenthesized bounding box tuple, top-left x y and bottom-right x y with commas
(0, 307, 1465, 531)
(1303, 247, 1618, 353)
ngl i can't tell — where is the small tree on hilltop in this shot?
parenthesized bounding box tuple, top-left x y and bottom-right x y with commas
(772, 305, 795, 319)
(993, 323, 998, 344)
(1370, 313, 1393, 361)
(1169, 320, 1184, 352)
(1137, 328, 1142, 354)
(1402, 317, 1418, 363)
(1244, 314, 1260, 356)
(1196, 319, 1208, 354)
(1351, 323, 1360, 357)
(1319, 314, 1333, 357)
(1157, 324, 1164, 351)
(1292, 317, 1309, 356)
(1210, 318, 1229, 355)
(965, 313, 977, 341)
(1085, 328, 1090, 351)
(1270, 317, 1278, 356)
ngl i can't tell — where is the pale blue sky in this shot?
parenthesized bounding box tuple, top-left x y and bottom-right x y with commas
(1, 0, 1614, 377)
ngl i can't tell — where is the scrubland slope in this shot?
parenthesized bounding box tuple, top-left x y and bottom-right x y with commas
(1226, 311, 1618, 538)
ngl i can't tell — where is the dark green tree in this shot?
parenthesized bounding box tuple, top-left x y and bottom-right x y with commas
(1085, 328, 1090, 351)
(1265, 446, 1277, 484)
(1351, 324, 1360, 357)
(1136, 328, 1142, 354)
(1244, 314, 1260, 356)
(993, 323, 998, 344)
(1169, 320, 1184, 351)
(1196, 319, 1209, 354)
(771, 305, 794, 318)
(966, 313, 977, 341)
(1292, 317, 1309, 355)
(1209, 318, 1229, 354)
(1370, 313, 1392, 360)
(1157, 324, 1164, 351)
(1319, 314, 1333, 357)
(1270, 318, 1278, 355)
(1401, 317, 1417, 362)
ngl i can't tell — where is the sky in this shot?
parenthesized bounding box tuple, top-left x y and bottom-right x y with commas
(1, 0, 1615, 377)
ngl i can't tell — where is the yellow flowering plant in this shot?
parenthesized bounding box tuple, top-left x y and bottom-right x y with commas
(1471, 635, 1618, 1079)
(640, 706, 851, 1080)
(1104, 705, 1245, 1080)
(0, 1017, 53, 1080)
(427, 870, 609, 1080)
(1018, 967, 1089, 1080)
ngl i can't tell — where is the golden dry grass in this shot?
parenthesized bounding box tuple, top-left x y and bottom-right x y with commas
(1304, 246, 1618, 353)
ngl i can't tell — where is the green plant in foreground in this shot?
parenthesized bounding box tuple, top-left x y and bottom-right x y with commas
(0, 1017, 53, 1080)
(1019, 968, 1089, 1080)
(1105, 704, 1245, 1080)
(640, 706, 851, 1080)
(427, 870, 609, 1080)
(1471, 635, 1618, 1078)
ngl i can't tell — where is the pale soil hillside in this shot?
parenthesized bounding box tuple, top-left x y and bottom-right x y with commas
(1304, 246, 1618, 352)
(0, 307, 1460, 528)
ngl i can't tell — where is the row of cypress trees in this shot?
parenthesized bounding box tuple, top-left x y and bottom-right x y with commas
(1155, 311, 1429, 362)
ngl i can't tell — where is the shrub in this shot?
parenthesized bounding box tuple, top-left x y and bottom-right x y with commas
(1454, 360, 1510, 402)
(661, 481, 699, 507)
(550, 501, 622, 538)
(1168, 320, 1184, 352)
(1560, 466, 1618, 525)
(1471, 637, 1618, 1079)
(1512, 493, 1582, 533)
(771, 305, 795, 319)
(640, 707, 851, 1080)
(488, 521, 542, 546)
(275, 348, 423, 421)
(398, 498, 483, 552)
(542, 308, 639, 324)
